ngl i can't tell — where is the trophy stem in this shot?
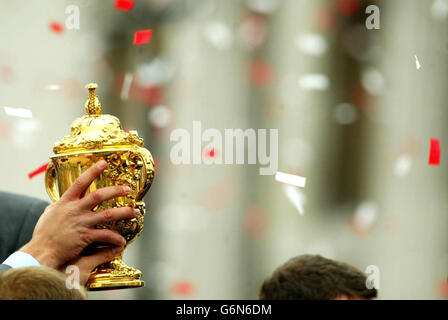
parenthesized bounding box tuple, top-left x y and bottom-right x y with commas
(86, 253, 145, 291)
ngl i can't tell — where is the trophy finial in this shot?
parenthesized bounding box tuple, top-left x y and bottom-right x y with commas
(85, 83, 101, 115)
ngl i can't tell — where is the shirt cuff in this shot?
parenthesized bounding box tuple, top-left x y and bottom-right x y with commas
(1, 251, 41, 269)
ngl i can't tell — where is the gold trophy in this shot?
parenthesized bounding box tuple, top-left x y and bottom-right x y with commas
(44, 83, 155, 290)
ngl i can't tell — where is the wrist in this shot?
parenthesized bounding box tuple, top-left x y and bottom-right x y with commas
(19, 242, 59, 269)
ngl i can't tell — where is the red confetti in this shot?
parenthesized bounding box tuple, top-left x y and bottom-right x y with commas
(429, 138, 440, 165)
(312, 4, 337, 32)
(133, 29, 152, 46)
(28, 163, 49, 179)
(49, 22, 64, 34)
(0, 122, 11, 138)
(203, 147, 217, 159)
(171, 281, 196, 296)
(439, 279, 448, 299)
(114, 0, 134, 11)
(251, 60, 274, 88)
(0, 65, 13, 83)
(244, 205, 268, 242)
(336, 0, 361, 16)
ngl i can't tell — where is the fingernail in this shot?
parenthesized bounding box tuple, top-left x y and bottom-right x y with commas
(123, 186, 131, 193)
(97, 160, 107, 169)
(133, 209, 140, 217)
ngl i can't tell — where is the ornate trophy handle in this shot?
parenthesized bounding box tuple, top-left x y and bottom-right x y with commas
(45, 162, 60, 202)
(131, 146, 155, 201)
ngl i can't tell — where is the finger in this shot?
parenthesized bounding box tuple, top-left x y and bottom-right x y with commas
(71, 246, 124, 285)
(61, 160, 108, 201)
(85, 206, 140, 226)
(79, 185, 131, 210)
(88, 229, 127, 247)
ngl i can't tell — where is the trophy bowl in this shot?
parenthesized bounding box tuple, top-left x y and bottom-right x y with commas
(44, 83, 155, 290)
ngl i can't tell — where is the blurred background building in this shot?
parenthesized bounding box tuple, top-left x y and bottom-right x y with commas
(0, 0, 447, 299)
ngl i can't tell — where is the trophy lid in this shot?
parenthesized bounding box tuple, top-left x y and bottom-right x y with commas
(53, 83, 143, 154)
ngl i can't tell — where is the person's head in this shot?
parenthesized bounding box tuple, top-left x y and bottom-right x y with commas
(0, 266, 87, 300)
(259, 254, 377, 300)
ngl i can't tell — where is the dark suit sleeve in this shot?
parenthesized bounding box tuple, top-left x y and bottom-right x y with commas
(0, 191, 49, 262)
(0, 264, 11, 273)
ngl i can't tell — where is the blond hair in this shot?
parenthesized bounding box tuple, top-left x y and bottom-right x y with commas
(0, 266, 87, 300)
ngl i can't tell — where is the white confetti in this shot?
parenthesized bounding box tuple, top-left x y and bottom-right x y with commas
(295, 33, 328, 56)
(203, 21, 233, 50)
(148, 105, 172, 128)
(45, 84, 60, 91)
(120, 72, 133, 101)
(282, 184, 306, 215)
(298, 74, 329, 91)
(394, 154, 413, 177)
(3, 106, 32, 118)
(275, 171, 306, 188)
(353, 201, 378, 232)
(414, 55, 421, 70)
(361, 68, 384, 95)
(136, 58, 175, 87)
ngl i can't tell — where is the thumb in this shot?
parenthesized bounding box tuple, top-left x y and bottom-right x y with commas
(76, 246, 124, 284)
(80, 246, 123, 271)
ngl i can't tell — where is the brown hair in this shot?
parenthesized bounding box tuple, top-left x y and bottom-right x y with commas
(259, 254, 378, 300)
(0, 266, 87, 300)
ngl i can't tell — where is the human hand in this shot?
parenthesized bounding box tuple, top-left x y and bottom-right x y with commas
(61, 245, 124, 286)
(20, 160, 139, 269)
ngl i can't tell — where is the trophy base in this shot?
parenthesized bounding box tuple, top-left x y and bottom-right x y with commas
(87, 278, 145, 291)
(86, 257, 145, 291)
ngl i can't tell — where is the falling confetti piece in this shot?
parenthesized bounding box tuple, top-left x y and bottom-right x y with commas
(203, 147, 217, 159)
(295, 33, 328, 56)
(251, 60, 274, 88)
(120, 72, 133, 100)
(394, 154, 413, 177)
(429, 138, 440, 165)
(45, 84, 60, 91)
(415, 55, 421, 70)
(439, 279, 448, 298)
(350, 201, 378, 235)
(275, 171, 306, 188)
(203, 21, 233, 49)
(0, 65, 13, 83)
(312, 4, 337, 32)
(244, 205, 268, 241)
(298, 74, 330, 91)
(114, 0, 134, 11)
(171, 281, 196, 296)
(133, 29, 152, 46)
(148, 105, 171, 128)
(0, 122, 11, 138)
(49, 22, 64, 34)
(28, 163, 49, 179)
(3, 106, 32, 118)
(282, 184, 306, 215)
(336, 0, 361, 16)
